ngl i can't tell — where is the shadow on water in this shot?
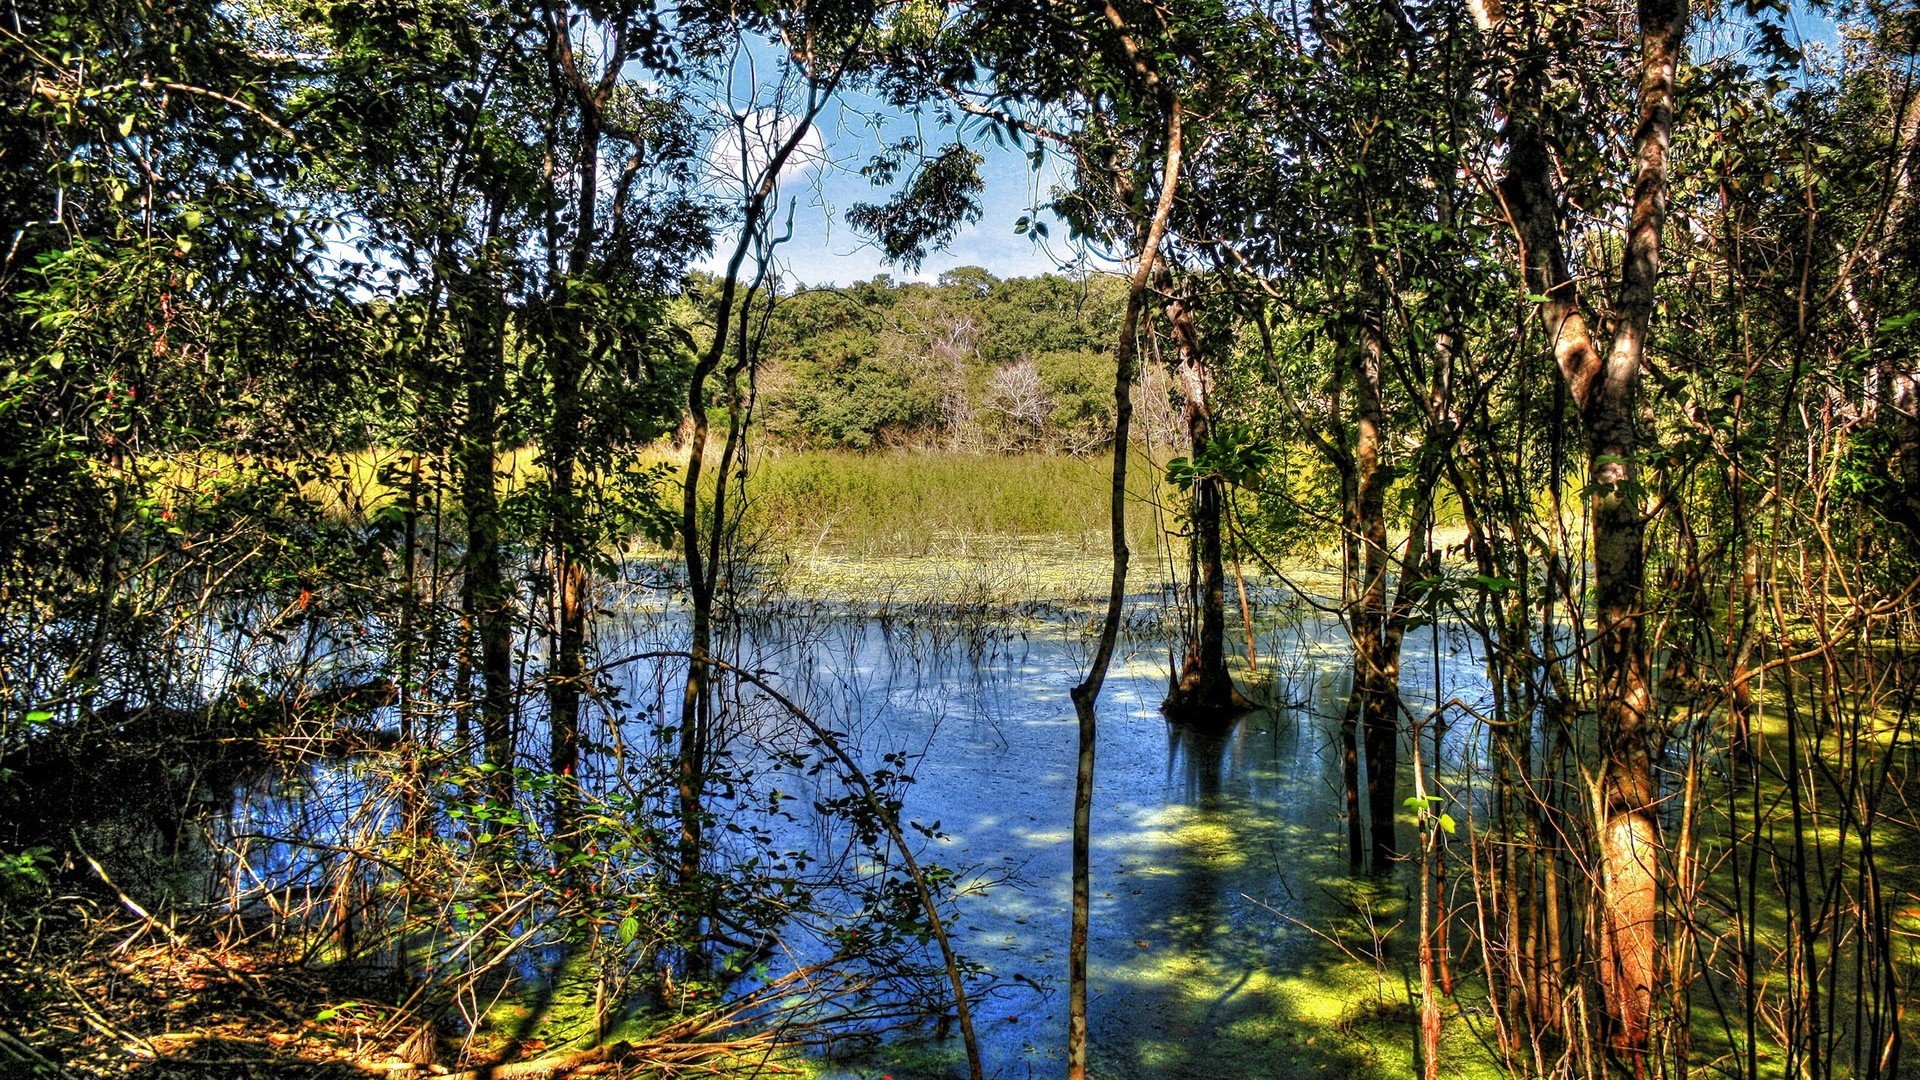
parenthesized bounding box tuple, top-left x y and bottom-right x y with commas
(702, 609, 1477, 1079)
(1071, 712, 1400, 1080)
(39, 586, 1493, 1079)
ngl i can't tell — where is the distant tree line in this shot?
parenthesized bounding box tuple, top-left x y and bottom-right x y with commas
(751, 268, 1185, 453)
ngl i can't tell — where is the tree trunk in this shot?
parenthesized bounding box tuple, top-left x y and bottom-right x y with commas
(672, 91, 835, 953)
(1069, 91, 1184, 1080)
(1485, 0, 1687, 1052)
(457, 240, 515, 810)
(545, 107, 599, 852)
(1348, 310, 1398, 874)
(1340, 653, 1366, 874)
(1162, 292, 1249, 722)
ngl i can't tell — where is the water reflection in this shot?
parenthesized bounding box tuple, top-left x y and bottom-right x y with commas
(178, 593, 1497, 1078)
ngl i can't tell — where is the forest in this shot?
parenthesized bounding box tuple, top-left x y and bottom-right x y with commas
(2, 0, 1917, 1076)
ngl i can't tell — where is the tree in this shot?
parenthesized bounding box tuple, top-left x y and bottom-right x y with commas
(1159, 279, 1252, 719)
(1473, 0, 1687, 1057)
(1162, 0, 1493, 875)
(293, 0, 554, 808)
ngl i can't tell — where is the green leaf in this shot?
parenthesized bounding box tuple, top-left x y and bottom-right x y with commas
(618, 915, 640, 944)
(1437, 813, 1456, 836)
(118, 115, 135, 137)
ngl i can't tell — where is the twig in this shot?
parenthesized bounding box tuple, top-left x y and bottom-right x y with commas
(596, 650, 984, 1080)
(0, 1026, 81, 1079)
(70, 830, 296, 1022)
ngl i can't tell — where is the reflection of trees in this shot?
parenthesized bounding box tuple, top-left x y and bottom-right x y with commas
(1166, 720, 1232, 804)
(1160, 720, 1236, 960)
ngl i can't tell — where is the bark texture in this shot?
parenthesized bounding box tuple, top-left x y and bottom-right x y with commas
(1337, 308, 1399, 874)
(1486, 0, 1687, 1053)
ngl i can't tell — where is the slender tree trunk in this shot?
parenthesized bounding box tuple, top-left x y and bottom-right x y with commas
(1068, 88, 1184, 1080)
(1595, 2, 1683, 1052)
(1416, 750, 1443, 1080)
(672, 83, 838, 961)
(675, 314, 720, 940)
(546, 108, 599, 851)
(1350, 311, 1398, 873)
(1450, 446, 1541, 1032)
(457, 230, 515, 810)
(1338, 459, 1368, 875)
(1232, 550, 1257, 671)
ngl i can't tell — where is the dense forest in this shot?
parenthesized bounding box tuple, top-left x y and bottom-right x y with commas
(3, 0, 1918, 1076)
(757, 272, 1150, 453)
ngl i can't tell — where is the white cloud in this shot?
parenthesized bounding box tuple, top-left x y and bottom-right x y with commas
(703, 108, 827, 194)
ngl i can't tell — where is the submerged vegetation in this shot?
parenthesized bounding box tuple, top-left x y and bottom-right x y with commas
(4, 0, 1920, 1076)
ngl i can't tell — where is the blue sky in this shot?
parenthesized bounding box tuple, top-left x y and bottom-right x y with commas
(696, 78, 1086, 288)
(703, 0, 1848, 291)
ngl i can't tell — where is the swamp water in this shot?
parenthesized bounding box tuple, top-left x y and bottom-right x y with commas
(672, 605, 1491, 1080)
(126, 563, 1501, 1079)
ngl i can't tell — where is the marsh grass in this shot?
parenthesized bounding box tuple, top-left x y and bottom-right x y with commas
(154, 445, 1175, 552)
(647, 446, 1200, 612)
(145, 445, 544, 525)
(715, 448, 1177, 556)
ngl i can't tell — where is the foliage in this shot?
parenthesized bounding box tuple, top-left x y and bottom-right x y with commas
(5, 0, 1920, 1076)
(758, 270, 1138, 451)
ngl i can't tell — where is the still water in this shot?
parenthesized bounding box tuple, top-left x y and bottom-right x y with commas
(193, 579, 1494, 1079)
(591, 590, 1492, 1078)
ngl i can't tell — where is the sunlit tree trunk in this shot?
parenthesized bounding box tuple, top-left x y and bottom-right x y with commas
(1482, 0, 1687, 1053)
(1162, 291, 1247, 721)
(1345, 309, 1398, 873)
